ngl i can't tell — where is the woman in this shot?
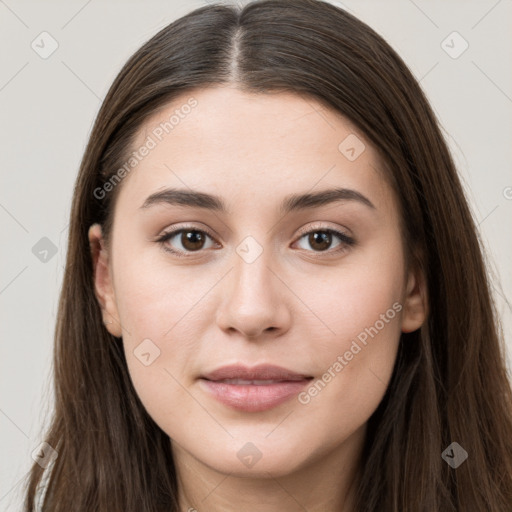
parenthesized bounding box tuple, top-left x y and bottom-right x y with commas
(23, 0, 512, 510)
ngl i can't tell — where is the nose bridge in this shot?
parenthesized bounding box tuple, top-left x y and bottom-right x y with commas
(215, 233, 289, 338)
(231, 234, 277, 308)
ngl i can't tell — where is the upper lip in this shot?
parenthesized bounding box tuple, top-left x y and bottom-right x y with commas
(201, 364, 313, 382)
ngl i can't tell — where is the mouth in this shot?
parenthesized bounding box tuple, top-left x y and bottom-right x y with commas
(199, 364, 314, 412)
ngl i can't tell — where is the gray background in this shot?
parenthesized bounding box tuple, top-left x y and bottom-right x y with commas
(1, 0, 511, 509)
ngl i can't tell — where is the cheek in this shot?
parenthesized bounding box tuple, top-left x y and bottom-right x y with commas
(112, 247, 217, 345)
(294, 318, 401, 450)
(118, 286, 200, 439)
(297, 244, 404, 352)
(292, 322, 401, 459)
(292, 253, 404, 438)
(111, 253, 222, 435)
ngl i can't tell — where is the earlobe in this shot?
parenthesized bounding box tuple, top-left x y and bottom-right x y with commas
(401, 266, 428, 333)
(88, 223, 122, 337)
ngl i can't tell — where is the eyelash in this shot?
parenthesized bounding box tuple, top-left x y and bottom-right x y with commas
(155, 224, 355, 259)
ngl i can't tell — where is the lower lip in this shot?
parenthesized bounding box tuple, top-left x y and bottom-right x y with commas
(199, 378, 311, 412)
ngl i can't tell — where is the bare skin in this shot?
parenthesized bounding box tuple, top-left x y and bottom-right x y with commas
(89, 85, 427, 511)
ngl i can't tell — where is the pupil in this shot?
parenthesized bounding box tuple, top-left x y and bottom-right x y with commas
(309, 231, 331, 251)
(183, 230, 204, 250)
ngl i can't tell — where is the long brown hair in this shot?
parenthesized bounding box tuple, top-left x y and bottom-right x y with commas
(23, 0, 512, 510)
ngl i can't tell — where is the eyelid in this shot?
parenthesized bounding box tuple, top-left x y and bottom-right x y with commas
(294, 221, 352, 239)
(157, 222, 217, 241)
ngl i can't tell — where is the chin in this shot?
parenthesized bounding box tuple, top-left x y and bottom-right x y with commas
(185, 435, 313, 478)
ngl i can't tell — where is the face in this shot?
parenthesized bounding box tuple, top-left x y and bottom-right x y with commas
(89, 86, 426, 478)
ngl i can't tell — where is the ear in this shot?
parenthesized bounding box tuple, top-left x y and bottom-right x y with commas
(88, 223, 122, 338)
(401, 265, 428, 333)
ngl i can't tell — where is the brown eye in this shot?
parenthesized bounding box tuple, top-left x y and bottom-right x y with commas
(295, 228, 355, 255)
(180, 230, 207, 251)
(307, 231, 332, 251)
(157, 227, 217, 256)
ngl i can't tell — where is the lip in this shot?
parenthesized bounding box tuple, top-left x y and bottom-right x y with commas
(199, 364, 313, 412)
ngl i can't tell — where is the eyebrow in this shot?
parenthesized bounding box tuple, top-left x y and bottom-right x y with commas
(139, 187, 376, 214)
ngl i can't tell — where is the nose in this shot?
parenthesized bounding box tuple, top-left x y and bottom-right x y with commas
(215, 246, 292, 341)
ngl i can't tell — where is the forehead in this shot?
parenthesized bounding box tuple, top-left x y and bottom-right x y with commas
(114, 85, 396, 218)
